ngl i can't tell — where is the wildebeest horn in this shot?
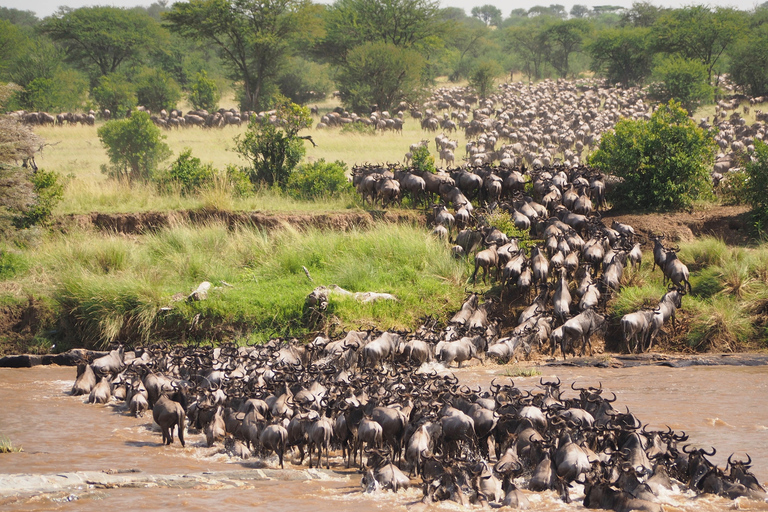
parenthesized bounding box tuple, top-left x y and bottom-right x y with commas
(703, 446, 716, 457)
(571, 381, 585, 392)
(683, 444, 693, 454)
(605, 391, 617, 403)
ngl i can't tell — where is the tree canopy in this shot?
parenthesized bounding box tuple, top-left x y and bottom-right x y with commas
(42, 6, 167, 78)
(165, 0, 311, 111)
(318, 0, 445, 65)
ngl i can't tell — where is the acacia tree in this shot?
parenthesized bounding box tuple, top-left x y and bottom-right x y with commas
(587, 27, 652, 86)
(471, 5, 502, 27)
(165, 0, 311, 111)
(545, 18, 591, 78)
(505, 22, 550, 81)
(335, 42, 425, 112)
(589, 101, 715, 211)
(651, 6, 744, 84)
(42, 6, 167, 78)
(318, 0, 445, 65)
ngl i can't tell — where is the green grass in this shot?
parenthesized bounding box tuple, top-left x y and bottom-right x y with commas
(613, 237, 768, 351)
(3, 221, 468, 349)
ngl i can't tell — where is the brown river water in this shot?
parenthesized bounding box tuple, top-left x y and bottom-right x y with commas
(2, 363, 768, 511)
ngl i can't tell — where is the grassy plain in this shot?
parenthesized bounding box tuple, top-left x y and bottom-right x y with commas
(33, 99, 470, 215)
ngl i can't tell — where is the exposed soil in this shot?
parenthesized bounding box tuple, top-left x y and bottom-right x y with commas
(601, 204, 752, 245)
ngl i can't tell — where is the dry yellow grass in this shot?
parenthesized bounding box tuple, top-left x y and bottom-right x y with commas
(33, 92, 471, 214)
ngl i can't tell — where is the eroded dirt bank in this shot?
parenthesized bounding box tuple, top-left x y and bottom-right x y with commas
(56, 209, 425, 234)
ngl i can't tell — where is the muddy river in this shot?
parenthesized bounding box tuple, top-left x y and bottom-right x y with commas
(1, 363, 767, 511)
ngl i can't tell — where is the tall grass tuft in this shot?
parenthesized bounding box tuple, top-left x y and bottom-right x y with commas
(679, 237, 730, 271)
(686, 295, 754, 352)
(0, 435, 22, 453)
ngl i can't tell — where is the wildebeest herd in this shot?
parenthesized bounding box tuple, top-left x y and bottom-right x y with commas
(71, 339, 766, 509)
(352, 159, 691, 360)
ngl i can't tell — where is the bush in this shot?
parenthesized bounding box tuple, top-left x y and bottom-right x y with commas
(16, 169, 64, 228)
(468, 60, 502, 99)
(225, 165, 253, 197)
(234, 98, 312, 188)
(743, 139, 768, 235)
(92, 74, 137, 118)
(155, 148, 215, 195)
(276, 57, 332, 105)
(589, 100, 716, 211)
(97, 111, 172, 182)
(648, 56, 713, 114)
(188, 70, 220, 112)
(286, 159, 351, 200)
(340, 122, 376, 136)
(135, 67, 182, 112)
(412, 146, 436, 174)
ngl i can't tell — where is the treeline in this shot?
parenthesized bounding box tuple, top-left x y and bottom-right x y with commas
(1, 0, 768, 116)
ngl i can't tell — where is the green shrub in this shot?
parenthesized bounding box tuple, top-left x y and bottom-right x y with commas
(135, 67, 182, 112)
(17, 169, 64, 228)
(234, 98, 312, 189)
(743, 139, 768, 235)
(589, 100, 716, 211)
(648, 56, 713, 114)
(483, 210, 533, 250)
(276, 57, 332, 105)
(97, 111, 171, 182)
(188, 70, 220, 112)
(225, 165, 253, 197)
(92, 74, 137, 118)
(412, 146, 436, 174)
(156, 148, 215, 195)
(286, 159, 351, 200)
(468, 60, 502, 99)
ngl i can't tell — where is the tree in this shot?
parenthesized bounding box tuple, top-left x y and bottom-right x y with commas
(505, 21, 551, 81)
(318, 0, 445, 65)
(0, 7, 38, 27)
(545, 18, 591, 78)
(165, 0, 310, 112)
(729, 25, 768, 97)
(468, 60, 502, 99)
(189, 70, 220, 111)
(570, 5, 590, 18)
(335, 41, 426, 113)
(648, 56, 713, 114)
(589, 100, 715, 211)
(651, 6, 744, 84)
(135, 67, 182, 112)
(587, 27, 652, 86)
(97, 111, 172, 182)
(234, 98, 312, 188)
(92, 74, 137, 117)
(276, 57, 332, 105)
(471, 5, 502, 27)
(42, 7, 167, 79)
(620, 1, 665, 27)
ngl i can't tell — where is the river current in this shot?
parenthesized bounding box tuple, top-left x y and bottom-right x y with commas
(2, 363, 767, 511)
